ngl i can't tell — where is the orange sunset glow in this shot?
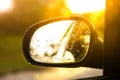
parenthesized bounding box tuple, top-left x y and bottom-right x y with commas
(65, 0, 106, 14)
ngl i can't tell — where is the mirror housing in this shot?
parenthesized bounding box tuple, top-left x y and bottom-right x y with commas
(22, 16, 103, 68)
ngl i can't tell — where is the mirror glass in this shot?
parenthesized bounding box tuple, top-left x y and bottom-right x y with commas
(30, 20, 91, 63)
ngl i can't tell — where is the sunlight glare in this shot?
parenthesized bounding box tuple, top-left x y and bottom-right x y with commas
(0, 0, 13, 13)
(66, 0, 106, 14)
(30, 21, 75, 62)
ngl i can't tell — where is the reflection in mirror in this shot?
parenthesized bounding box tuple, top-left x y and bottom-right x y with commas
(30, 20, 91, 63)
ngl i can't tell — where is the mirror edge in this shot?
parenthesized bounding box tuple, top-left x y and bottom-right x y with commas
(22, 16, 98, 68)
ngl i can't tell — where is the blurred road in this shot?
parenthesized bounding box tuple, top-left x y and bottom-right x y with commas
(0, 67, 102, 80)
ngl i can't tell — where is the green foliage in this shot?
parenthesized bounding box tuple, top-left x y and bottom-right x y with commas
(0, 35, 41, 74)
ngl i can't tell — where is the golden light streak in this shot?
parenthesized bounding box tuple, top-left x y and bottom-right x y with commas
(33, 67, 102, 80)
(0, 0, 13, 13)
(65, 0, 106, 14)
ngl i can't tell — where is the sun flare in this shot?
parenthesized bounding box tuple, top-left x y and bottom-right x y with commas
(65, 0, 106, 14)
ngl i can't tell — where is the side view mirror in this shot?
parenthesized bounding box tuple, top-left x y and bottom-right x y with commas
(22, 16, 103, 68)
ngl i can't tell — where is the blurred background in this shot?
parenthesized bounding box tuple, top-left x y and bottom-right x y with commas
(0, 0, 105, 80)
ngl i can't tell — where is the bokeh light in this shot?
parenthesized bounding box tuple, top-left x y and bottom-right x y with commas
(0, 0, 13, 13)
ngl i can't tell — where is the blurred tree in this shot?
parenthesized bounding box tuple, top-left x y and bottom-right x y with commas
(0, 0, 47, 35)
(43, 0, 69, 18)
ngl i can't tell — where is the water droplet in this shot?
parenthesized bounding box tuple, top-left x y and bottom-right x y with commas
(77, 50, 80, 53)
(81, 44, 85, 47)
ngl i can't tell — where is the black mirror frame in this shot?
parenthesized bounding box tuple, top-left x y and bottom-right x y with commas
(22, 16, 99, 68)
